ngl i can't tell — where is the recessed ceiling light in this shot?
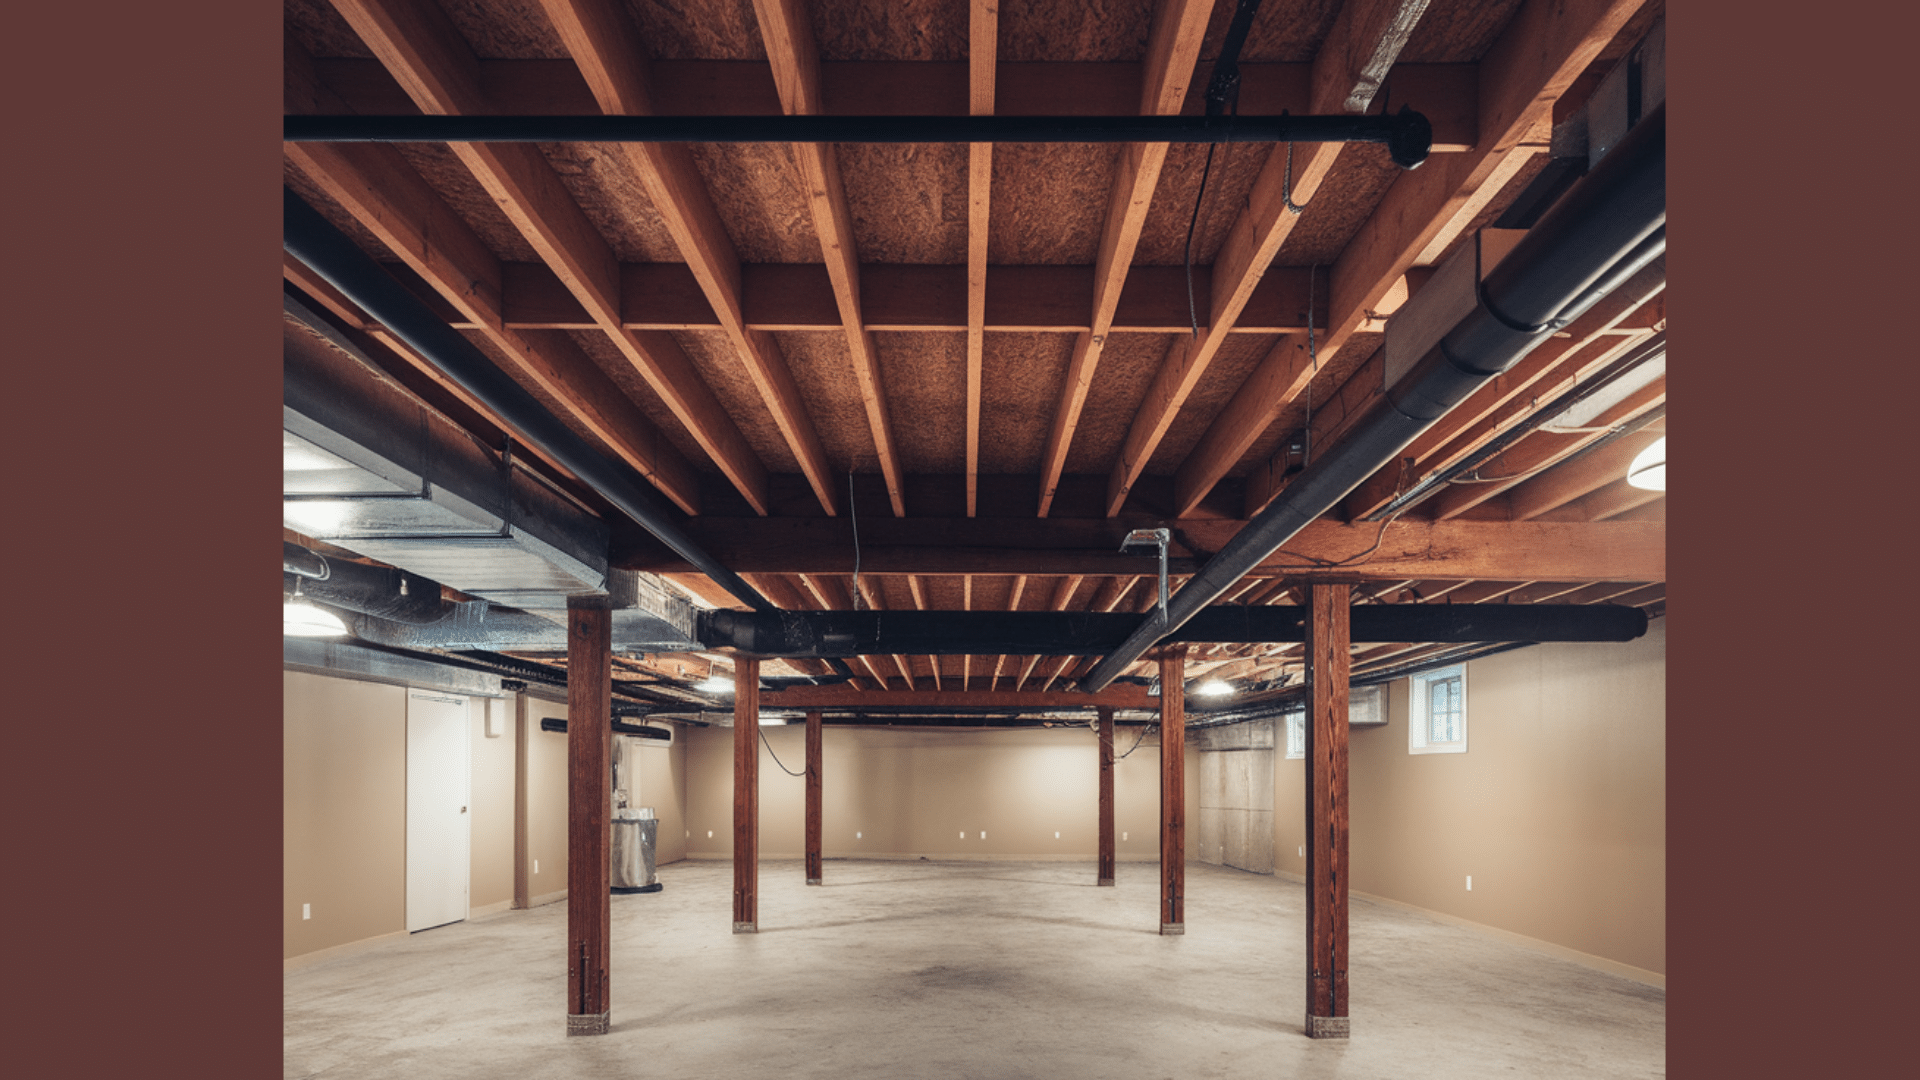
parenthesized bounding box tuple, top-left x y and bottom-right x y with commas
(1194, 678, 1234, 697)
(284, 600, 347, 637)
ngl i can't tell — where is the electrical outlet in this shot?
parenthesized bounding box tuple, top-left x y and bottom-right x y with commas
(707, 830, 713, 838)
(959, 831, 966, 839)
(1466, 875, 1472, 891)
(1123, 831, 1128, 841)
(979, 831, 986, 840)
(1299, 846, 1305, 857)
(856, 831, 862, 839)
(1054, 831, 1060, 839)
(302, 903, 310, 921)
(534, 859, 539, 874)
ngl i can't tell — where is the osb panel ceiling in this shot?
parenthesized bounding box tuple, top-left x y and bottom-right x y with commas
(284, 0, 1668, 694)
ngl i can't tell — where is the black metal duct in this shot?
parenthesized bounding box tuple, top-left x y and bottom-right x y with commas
(699, 604, 1645, 658)
(539, 716, 673, 741)
(284, 540, 459, 626)
(283, 112, 1433, 170)
(1079, 103, 1667, 692)
(283, 188, 774, 614)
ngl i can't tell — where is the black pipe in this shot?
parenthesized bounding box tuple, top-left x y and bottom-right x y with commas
(283, 112, 1433, 169)
(1078, 103, 1666, 692)
(283, 189, 773, 614)
(539, 716, 673, 741)
(698, 604, 1644, 658)
(284, 540, 460, 626)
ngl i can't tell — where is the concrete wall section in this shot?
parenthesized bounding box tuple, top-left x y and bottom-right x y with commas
(1343, 619, 1667, 977)
(684, 724, 1199, 861)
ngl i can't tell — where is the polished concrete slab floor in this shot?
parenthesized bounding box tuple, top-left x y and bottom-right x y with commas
(285, 859, 1664, 1079)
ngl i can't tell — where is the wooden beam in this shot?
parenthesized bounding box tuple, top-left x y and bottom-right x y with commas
(314, 57, 1481, 151)
(967, 0, 996, 517)
(1105, 0, 1436, 517)
(805, 709, 823, 885)
(1158, 644, 1188, 935)
(1425, 386, 1664, 520)
(1535, 477, 1664, 523)
(1234, 0, 1650, 521)
(751, 0, 905, 514)
(1098, 705, 1116, 886)
(733, 655, 760, 932)
(284, 34, 702, 514)
(417, 259, 1335, 336)
(1037, 0, 1213, 516)
(1332, 277, 1665, 521)
(533, 0, 834, 515)
(1503, 425, 1666, 522)
(332, 0, 774, 514)
(627, 517, 1666, 583)
(1166, 0, 1435, 516)
(565, 597, 612, 1035)
(1304, 583, 1350, 1038)
(761, 686, 1157, 710)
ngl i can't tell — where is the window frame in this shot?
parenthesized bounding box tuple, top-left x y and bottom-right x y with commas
(1408, 664, 1468, 755)
(1284, 709, 1305, 759)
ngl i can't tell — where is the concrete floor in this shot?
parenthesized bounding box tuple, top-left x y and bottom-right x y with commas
(285, 859, 1664, 1079)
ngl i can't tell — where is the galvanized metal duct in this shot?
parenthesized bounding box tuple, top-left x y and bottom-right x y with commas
(1079, 103, 1667, 692)
(283, 189, 774, 614)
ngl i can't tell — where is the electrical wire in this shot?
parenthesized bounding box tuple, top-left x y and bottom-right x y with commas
(848, 467, 862, 610)
(1113, 721, 1157, 760)
(758, 725, 807, 776)
(1184, 143, 1220, 340)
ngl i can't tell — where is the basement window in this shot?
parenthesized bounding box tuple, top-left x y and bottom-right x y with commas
(1284, 709, 1305, 759)
(1408, 664, 1467, 755)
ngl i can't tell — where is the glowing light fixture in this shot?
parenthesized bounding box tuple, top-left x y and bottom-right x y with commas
(1194, 678, 1235, 698)
(1626, 436, 1666, 491)
(696, 660, 734, 694)
(283, 579, 347, 637)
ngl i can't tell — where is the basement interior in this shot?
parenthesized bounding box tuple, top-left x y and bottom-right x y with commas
(282, 1, 1669, 1076)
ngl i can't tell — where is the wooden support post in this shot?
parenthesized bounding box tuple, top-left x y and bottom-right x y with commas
(733, 656, 760, 932)
(1097, 706, 1116, 885)
(1158, 646, 1187, 933)
(565, 597, 611, 1036)
(1304, 583, 1351, 1039)
(805, 709, 823, 885)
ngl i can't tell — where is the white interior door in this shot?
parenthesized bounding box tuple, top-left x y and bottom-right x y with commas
(407, 690, 471, 932)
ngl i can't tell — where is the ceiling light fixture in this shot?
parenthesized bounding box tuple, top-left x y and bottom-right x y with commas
(283, 579, 347, 637)
(1626, 436, 1666, 491)
(1194, 678, 1235, 698)
(696, 660, 734, 695)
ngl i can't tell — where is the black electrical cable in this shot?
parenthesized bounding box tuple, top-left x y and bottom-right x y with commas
(1113, 721, 1158, 760)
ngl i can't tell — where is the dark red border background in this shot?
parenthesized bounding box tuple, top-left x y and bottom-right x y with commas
(9, 2, 1909, 1075)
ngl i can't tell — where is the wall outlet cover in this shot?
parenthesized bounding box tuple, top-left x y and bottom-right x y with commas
(302, 903, 310, 920)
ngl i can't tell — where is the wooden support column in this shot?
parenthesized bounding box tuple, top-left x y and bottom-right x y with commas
(1097, 706, 1116, 885)
(804, 709, 823, 885)
(1158, 646, 1187, 933)
(1304, 583, 1351, 1039)
(565, 597, 611, 1036)
(733, 656, 760, 932)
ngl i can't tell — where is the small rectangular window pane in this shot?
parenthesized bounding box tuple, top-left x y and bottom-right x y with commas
(1428, 676, 1461, 743)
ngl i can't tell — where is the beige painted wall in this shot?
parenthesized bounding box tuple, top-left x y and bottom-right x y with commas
(623, 732, 688, 865)
(683, 724, 1199, 861)
(284, 672, 406, 961)
(522, 694, 571, 904)
(1273, 619, 1667, 976)
(469, 696, 515, 912)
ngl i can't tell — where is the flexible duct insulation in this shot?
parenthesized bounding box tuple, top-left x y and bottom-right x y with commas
(284, 541, 459, 626)
(1079, 103, 1666, 692)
